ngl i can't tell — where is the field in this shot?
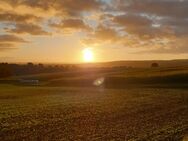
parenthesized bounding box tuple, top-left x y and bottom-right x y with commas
(2, 65, 188, 88)
(0, 66, 188, 140)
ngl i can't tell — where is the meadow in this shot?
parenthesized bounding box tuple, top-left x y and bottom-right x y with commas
(0, 66, 188, 140)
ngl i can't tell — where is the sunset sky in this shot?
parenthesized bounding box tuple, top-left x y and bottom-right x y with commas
(0, 0, 188, 63)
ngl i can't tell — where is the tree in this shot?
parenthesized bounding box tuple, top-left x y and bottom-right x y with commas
(151, 63, 159, 68)
(0, 63, 12, 78)
(27, 62, 34, 67)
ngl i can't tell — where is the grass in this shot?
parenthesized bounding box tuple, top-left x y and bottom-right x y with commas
(0, 84, 188, 140)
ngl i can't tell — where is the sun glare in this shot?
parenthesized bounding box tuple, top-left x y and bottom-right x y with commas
(83, 48, 94, 62)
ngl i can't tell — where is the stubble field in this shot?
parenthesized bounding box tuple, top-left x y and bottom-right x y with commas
(0, 85, 188, 141)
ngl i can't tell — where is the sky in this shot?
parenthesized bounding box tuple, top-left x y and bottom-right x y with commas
(0, 0, 188, 63)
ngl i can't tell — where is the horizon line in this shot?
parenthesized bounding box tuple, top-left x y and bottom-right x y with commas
(1, 58, 188, 65)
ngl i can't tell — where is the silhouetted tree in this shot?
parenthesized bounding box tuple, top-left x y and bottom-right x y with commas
(0, 63, 12, 78)
(0, 62, 79, 77)
(151, 63, 159, 68)
(38, 63, 44, 68)
(27, 62, 34, 67)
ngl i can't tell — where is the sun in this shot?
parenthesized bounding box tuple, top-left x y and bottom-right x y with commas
(83, 48, 94, 62)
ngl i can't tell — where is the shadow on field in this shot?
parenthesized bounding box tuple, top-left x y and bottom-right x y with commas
(46, 73, 188, 89)
(1, 67, 188, 89)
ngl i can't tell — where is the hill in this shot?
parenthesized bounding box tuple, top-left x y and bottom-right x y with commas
(77, 59, 188, 68)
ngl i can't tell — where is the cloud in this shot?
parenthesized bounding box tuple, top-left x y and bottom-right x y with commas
(126, 0, 188, 19)
(92, 25, 121, 41)
(0, 34, 28, 43)
(5, 23, 50, 35)
(137, 36, 188, 54)
(0, 43, 16, 51)
(113, 13, 152, 27)
(82, 25, 122, 45)
(0, 12, 41, 23)
(50, 18, 91, 33)
(95, 0, 188, 53)
(1, 0, 103, 17)
(110, 0, 188, 37)
(0, 0, 103, 35)
(53, 0, 103, 17)
(0, 0, 104, 52)
(0, 43, 13, 47)
(112, 13, 157, 38)
(0, 34, 28, 50)
(0, 0, 188, 54)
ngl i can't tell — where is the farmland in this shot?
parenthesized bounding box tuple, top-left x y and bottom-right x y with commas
(0, 66, 188, 140)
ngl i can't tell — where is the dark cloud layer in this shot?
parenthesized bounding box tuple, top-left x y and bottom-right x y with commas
(50, 19, 91, 32)
(125, 0, 188, 18)
(0, 12, 41, 23)
(83, 25, 122, 44)
(99, 0, 188, 53)
(6, 23, 50, 35)
(1, 0, 103, 17)
(109, 1, 187, 34)
(0, 0, 187, 54)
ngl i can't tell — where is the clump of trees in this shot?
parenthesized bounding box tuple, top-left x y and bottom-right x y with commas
(151, 63, 159, 68)
(0, 62, 79, 78)
(0, 63, 12, 78)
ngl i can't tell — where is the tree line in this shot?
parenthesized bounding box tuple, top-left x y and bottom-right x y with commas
(0, 63, 78, 78)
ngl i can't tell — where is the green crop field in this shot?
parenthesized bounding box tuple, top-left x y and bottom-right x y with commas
(0, 84, 188, 141)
